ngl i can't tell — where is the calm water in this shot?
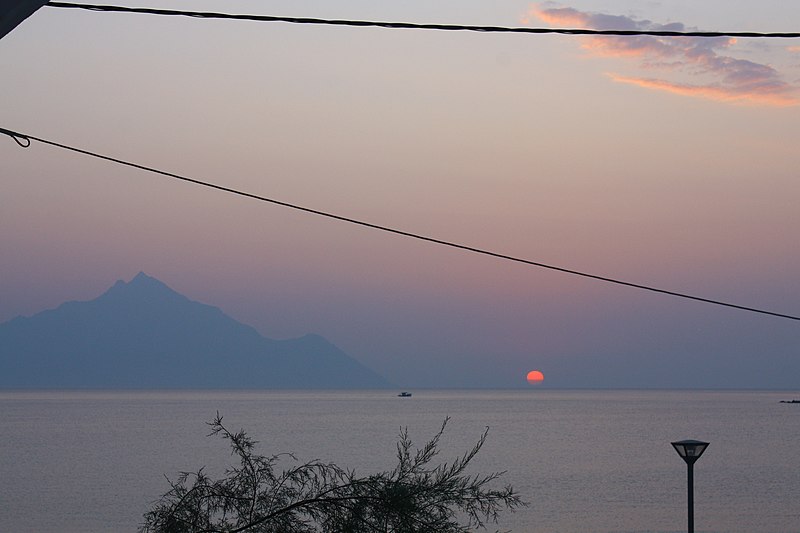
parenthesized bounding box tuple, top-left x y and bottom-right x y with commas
(1, 389, 799, 533)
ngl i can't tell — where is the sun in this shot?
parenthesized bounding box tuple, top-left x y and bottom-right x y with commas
(526, 370, 544, 384)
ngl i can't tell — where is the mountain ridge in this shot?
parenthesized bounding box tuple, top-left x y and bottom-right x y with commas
(0, 273, 392, 389)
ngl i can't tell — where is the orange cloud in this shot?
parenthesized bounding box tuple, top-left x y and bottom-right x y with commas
(529, 7, 592, 28)
(526, 4, 799, 106)
(610, 74, 800, 106)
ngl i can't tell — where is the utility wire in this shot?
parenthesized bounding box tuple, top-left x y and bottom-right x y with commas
(2, 126, 798, 322)
(45, 2, 800, 39)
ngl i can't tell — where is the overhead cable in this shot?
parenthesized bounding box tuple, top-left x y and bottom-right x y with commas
(45, 2, 800, 39)
(2, 126, 798, 323)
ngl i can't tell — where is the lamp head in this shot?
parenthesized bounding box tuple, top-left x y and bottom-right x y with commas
(671, 439, 709, 465)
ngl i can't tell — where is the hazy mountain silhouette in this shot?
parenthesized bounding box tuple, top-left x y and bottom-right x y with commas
(0, 272, 391, 389)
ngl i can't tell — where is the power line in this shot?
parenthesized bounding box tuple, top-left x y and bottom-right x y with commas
(2, 126, 798, 323)
(45, 2, 800, 39)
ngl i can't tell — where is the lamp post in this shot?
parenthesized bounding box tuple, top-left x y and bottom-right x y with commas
(671, 439, 709, 533)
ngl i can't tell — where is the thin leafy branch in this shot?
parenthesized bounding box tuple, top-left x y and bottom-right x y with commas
(140, 414, 526, 532)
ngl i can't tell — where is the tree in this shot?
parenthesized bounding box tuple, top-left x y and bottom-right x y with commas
(141, 413, 525, 532)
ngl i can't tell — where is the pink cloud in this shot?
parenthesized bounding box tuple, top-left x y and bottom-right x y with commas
(610, 75, 799, 106)
(526, 5, 799, 106)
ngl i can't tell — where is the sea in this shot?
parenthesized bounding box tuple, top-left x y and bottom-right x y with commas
(1, 389, 798, 533)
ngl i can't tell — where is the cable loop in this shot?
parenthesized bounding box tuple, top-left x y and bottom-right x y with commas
(0, 127, 31, 148)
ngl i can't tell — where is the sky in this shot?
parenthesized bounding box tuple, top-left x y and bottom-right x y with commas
(1, 0, 799, 389)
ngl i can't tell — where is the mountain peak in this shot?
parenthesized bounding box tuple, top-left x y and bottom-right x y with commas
(100, 272, 185, 304)
(128, 271, 166, 287)
(132, 271, 153, 282)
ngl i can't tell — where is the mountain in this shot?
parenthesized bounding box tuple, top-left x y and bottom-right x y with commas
(0, 273, 392, 389)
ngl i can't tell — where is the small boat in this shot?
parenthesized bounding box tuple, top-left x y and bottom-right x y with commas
(397, 392, 412, 397)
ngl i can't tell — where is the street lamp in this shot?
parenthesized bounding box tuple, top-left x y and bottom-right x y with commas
(671, 439, 709, 533)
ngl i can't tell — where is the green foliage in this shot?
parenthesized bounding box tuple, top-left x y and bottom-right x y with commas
(141, 414, 525, 532)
